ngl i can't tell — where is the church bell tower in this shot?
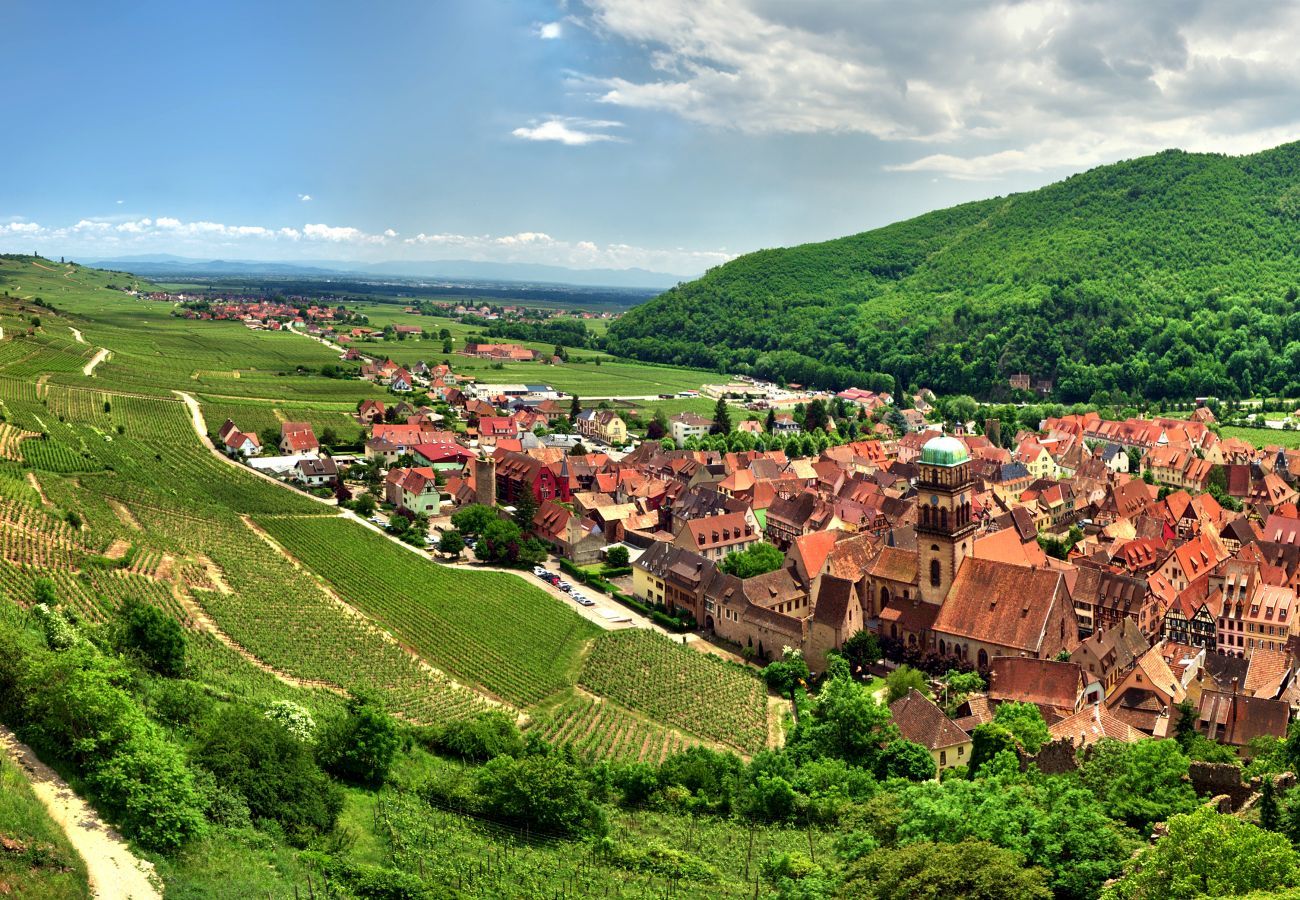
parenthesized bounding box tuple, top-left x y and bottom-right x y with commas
(915, 435, 977, 605)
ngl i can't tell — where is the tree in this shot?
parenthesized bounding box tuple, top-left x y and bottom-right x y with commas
(647, 408, 668, 440)
(316, 694, 400, 788)
(569, 394, 581, 422)
(438, 529, 465, 558)
(442, 337, 453, 353)
(803, 398, 829, 432)
(513, 485, 538, 531)
(877, 738, 936, 781)
(790, 658, 898, 769)
(841, 840, 1052, 900)
(765, 407, 777, 432)
(885, 665, 929, 704)
(990, 701, 1049, 753)
(33, 577, 56, 607)
(1079, 738, 1198, 830)
(605, 545, 629, 568)
(451, 503, 496, 536)
(718, 541, 785, 578)
(431, 711, 523, 761)
(353, 492, 376, 517)
(710, 397, 732, 435)
(569, 442, 587, 456)
(840, 630, 882, 674)
(1102, 806, 1300, 899)
(119, 597, 186, 677)
(761, 648, 810, 698)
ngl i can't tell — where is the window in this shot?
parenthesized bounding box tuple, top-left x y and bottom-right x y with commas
(930, 559, 941, 587)
(940, 750, 947, 766)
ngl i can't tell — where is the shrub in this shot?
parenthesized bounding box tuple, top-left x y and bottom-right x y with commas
(476, 753, 605, 836)
(195, 706, 343, 845)
(119, 597, 186, 677)
(316, 694, 400, 788)
(427, 711, 523, 761)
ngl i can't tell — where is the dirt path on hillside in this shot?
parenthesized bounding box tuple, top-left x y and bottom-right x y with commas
(26, 472, 51, 508)
(0, 724, 160, 900)
(83, 348, 110, 376)
(68, 326, 86, 344)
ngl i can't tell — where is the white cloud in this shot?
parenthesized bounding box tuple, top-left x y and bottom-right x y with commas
(573, 0, 1300, 177)
(115, 199, 124, 205)
(536, 21, 563, 39)
(512, 116, 625, 145)
(0, 214, 726, 275)
(298, 193, 312, 202)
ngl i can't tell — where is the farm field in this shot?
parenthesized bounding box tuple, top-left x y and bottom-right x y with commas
(1220, 424, 1300, 449)
(579, 630, 770, 754)
(528, 693, 702, 763)
(253, 514, 600, 705)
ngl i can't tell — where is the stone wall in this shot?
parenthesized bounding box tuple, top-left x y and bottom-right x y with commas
(1188, 760, 1251, 811)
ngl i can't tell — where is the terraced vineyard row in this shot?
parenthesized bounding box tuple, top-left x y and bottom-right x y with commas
(529, 695, 700, 763)
(253, 514, 599, 705)
(579, 630, 770, 755)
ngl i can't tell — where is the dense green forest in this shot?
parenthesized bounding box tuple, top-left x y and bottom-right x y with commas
(607, 143, 1300, 403)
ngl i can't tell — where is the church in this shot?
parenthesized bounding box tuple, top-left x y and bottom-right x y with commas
(872, 434, 1079, 665)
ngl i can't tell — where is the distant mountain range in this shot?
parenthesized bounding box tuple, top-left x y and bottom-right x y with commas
(81, 254, 687, 290)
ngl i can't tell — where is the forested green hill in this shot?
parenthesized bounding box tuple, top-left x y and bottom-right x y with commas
(607, 143, 1300, 402)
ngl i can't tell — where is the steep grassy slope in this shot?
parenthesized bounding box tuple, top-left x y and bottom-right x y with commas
(607, 143, 1300, 402)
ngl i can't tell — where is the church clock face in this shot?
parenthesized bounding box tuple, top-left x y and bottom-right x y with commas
(930, 495, 939, 505)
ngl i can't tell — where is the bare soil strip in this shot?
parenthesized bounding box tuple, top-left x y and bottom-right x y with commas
(0, 724, 160, 900)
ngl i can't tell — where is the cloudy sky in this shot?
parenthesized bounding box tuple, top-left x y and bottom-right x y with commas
(4, 0, 1299, 277)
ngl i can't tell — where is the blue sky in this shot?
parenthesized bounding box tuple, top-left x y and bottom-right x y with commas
(5, 0, 1300, 276)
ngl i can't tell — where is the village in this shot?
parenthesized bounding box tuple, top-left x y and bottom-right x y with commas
(207, 333, 1300, 768)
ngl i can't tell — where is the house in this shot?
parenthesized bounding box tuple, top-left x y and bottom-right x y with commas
(1048, 703, 1147, 748)
(1070, 618, 1150, 693)
(357, 400, 386, 425)
(670, 413, 713, 447)
(389, 367, 413, 392)
(1196, 690, 1291, 750)
(494, 450, 572, 505)
(987, 656, 1094, 723)
(673, 512, 759, 561)
(217, 419, 261, 456)
(295, 456, 338, 487)
(279, 422, 319, 456)
(576, 409, 628, 446)
(384, 466, 442, 516)
(888, 689, 972, 775)
(533, 500, 606, 564)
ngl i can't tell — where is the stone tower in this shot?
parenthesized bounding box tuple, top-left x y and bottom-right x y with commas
(474, 455, 497, 507)
(915, 435, 977, 605)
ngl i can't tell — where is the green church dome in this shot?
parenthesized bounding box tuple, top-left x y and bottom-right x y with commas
(919, 434, 970, 467)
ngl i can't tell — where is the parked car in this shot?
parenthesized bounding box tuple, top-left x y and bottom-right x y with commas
(557, 581, 573, 592)
(576, 595, 595, 607)
(533, 566, 548, 577)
